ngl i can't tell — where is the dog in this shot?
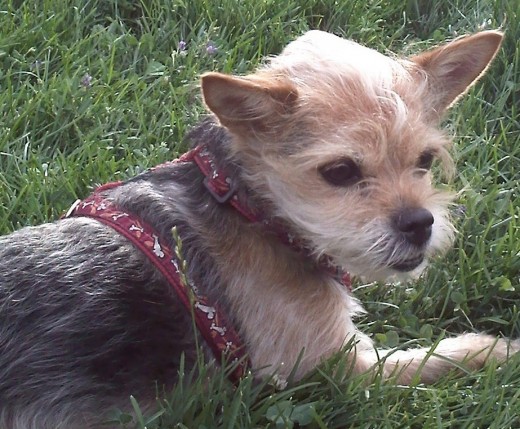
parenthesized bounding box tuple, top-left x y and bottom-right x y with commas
(0, 29, 517, 429)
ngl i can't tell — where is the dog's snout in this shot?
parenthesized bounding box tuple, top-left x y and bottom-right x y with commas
(393, 207, 434, 246)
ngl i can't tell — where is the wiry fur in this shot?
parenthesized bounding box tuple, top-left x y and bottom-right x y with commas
(0, 30, 518, 428)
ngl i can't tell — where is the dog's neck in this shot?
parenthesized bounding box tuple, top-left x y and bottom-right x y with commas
(187, 144, 352, 291)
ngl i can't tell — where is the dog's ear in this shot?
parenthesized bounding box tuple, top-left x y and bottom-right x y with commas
(412, 30, 503, 117)
(201, 72, 298, 134)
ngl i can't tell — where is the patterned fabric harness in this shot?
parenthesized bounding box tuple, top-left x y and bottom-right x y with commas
(64, 145, 351, 383)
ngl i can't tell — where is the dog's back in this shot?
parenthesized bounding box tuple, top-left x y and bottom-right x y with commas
(0, 184, 200, 427)
(0, 120, 248, 427)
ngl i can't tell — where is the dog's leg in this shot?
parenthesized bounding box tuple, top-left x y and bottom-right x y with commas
(356, 334, 519, 384)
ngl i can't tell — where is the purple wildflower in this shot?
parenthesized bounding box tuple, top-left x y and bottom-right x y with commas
(80, 73, 93, 88)
(178, 40, 187, 52)
(206, 41, 218, 56)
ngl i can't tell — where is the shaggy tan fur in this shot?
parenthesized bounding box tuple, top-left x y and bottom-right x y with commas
(201, 30, 519, 383)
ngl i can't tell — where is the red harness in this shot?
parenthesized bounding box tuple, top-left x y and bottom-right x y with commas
(65, 145, 351, 383)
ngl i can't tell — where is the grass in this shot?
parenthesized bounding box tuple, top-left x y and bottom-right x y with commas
(0, 0, 519, 427)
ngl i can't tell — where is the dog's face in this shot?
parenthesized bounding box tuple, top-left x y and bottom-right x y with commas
(201, 30, 503, 281)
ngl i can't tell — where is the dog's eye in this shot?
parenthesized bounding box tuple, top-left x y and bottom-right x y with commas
(417, 151, 435, 170)
(319, 158, 362, 187)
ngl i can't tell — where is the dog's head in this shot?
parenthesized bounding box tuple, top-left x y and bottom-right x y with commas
(200, 30, 503, 281)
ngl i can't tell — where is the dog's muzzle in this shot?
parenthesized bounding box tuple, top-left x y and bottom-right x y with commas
(392, 207, 434, 247)
(386, 207, 434, 271)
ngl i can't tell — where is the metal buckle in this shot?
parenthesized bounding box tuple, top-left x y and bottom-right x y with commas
(203, 176, 237, 204)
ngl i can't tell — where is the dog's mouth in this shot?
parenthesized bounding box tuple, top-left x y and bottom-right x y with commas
(389, 254, 425, 272)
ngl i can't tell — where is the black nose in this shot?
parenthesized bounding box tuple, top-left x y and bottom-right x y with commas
(393, 207, 434, 246)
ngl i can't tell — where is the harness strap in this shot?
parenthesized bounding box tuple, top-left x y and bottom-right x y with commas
(65, 191, 247, 383)
(64, 143, 352, 385)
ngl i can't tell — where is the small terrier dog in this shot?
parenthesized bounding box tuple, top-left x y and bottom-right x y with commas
(0, 30, 517, 428)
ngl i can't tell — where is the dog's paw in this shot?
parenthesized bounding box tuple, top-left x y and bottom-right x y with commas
(443, 333, 518, 366)
(367, 333, 518, 384)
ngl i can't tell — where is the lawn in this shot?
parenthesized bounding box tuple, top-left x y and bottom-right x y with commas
(0, 0, 519, 427)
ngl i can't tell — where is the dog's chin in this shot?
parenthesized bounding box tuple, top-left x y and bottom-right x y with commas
(378, 259, 429, 283)
(338, 253, 429, 283)
(389, 254, 425, 272)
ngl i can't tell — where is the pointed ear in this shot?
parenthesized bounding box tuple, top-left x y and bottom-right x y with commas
(201, 72, 298, 133)
(412, 30, 503, 116)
